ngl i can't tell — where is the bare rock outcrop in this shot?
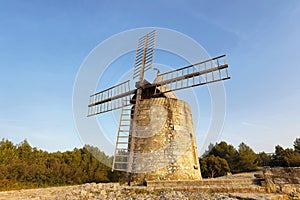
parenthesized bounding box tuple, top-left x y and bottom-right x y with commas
(263, 167, 300, 199)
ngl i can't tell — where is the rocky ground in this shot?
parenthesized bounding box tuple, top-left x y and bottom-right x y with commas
(1, 168, 298, 199)
(0, 182, 289, 200)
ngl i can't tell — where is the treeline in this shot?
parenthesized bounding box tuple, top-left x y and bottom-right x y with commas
(200, 138, 300, 178)
(1, 138, 299, 190)
(0, 139, 124, 191)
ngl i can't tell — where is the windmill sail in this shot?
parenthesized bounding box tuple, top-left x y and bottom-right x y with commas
(88, 80, 136, 116)
(153, 55, 230, 95)
(133, 30, 156, 80)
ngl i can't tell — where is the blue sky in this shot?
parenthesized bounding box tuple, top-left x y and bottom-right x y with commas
(0, 0, 299, 154)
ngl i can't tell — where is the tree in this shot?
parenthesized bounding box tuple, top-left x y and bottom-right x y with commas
(208, 141, 239, 172)
(294, 138, 300, 153)
(256, 152, 271, 166)
(236, 143, 258, 172)
(201, 143, 214, 157)
(17, 139, 33, 162)
(0, 138, 123, 191)
(275, 145, 284, 155)
(200, 155, 230, 178)
(0, 139, 17, 165)
(270, 145, 300, 167)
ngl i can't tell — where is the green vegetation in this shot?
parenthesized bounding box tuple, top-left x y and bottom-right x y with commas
(294, 138, 300, 154)
(199, 155, 230, 178)
(0, 139, 125, 191)
(268, 145, 300, 167)
(0, 137, 299, 189)
(200, 138, 300, 178)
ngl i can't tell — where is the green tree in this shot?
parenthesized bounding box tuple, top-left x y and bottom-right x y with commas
(275, 145, 284, 155)
(200, 155, 230, 178)
(256, 152, 271, 166)
(208, 141, 239, 172)
(201, 143, 214, 157)
(270, 145, 300, 167)
(294, 138, 300, 153)
(236, 142, 258, 172)
(0, 138, 124, 191)
(0, 139, 17, 165)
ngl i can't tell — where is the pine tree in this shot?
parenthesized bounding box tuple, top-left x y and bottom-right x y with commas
(237, 142, 258, 172)
(294, 138, 300, 153)
(199, 155, 230, 178)
(208, 141, 239, 172)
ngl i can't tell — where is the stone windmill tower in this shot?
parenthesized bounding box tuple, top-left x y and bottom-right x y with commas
(87, 30, 230, 184)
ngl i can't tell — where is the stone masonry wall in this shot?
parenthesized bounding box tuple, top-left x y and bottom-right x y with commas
(129, 97, 201, 183)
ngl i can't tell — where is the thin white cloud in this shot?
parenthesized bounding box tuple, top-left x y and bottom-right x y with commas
(242, 121, 271, 130)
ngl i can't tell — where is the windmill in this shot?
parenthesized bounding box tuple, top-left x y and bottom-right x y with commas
(87, 30, 230, 184)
